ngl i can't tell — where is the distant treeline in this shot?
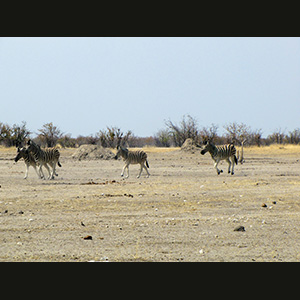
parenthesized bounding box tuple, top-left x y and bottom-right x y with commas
(1, 116, 300, 148)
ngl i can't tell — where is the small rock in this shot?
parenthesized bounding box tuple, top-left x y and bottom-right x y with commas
(234, 225, 245, 232)
(83, 235, 93, 240)
(81, 221, 85, 226)
(261, 203, 267, 208)
(19, 211, 24, 214)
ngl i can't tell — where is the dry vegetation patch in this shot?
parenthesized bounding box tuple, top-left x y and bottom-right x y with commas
(1, 145, 300, 261)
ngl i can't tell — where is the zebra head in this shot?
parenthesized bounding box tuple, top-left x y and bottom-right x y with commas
(14, 147, 28, 162)
(27, 139, 39, 152)
(114, 145, 128, 160)
(200, 140, 214, 155)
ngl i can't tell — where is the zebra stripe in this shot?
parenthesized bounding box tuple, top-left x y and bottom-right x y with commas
(27, 140, 61, 180)
(114, 146, 150, 178)
(201, 140, 238, 175)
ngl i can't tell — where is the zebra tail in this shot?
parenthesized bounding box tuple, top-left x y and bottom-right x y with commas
(234, 155, 238, 165)
(146, 159, 149, 168)
(58, 161, 62, 167)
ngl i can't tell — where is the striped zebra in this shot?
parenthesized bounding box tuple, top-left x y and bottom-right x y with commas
(14, 147, 44, 179)
(27, 139, 62, 180)
(114, 145, 150, 178)
(14, 147, 58, 179)
(201, 140, 238, 175)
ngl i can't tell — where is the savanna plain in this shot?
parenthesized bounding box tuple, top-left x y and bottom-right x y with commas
(1, 145, 300, 262)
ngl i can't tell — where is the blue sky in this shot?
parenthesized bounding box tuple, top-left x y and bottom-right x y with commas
(0, 37, 299, 138)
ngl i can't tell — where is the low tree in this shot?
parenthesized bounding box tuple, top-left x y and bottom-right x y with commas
(267, 128, 285, 144)
(0, 122, 12, 146)
(37, 122, 63, 147)
(223, 122, 250, 144)
(97, 126, 132, 148)
(286, 128, 300, 144)
(0, 121, 30, 147)
(165, 115, 201, 147)
(155, 129, 171, 147)
(250, 128, 263, 147)
(200, 123, 219, 142)
(11, 121, 31, 147)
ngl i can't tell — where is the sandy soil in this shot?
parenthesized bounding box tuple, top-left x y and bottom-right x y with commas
(0, 145, 300, 262)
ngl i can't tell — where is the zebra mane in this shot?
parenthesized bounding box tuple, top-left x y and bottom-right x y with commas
(209, 142, 218, 154)
(120, 146, 129, 159)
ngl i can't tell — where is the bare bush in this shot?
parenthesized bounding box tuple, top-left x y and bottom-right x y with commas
(223, 122, 250, 144)
(154, 129, 171, 147)
(267, 128, 285, 145)
(200, 123, 219, 143)
(97, 126, 132, 148)
(36, 122, 63, 147)
(0, 121, 30, 147)
(165, 115, 201, 147)
(223, 122, 262, 146)
(286, 128, 300, 144)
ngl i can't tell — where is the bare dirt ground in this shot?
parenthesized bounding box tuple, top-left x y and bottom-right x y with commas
(1, 145, 300, 262)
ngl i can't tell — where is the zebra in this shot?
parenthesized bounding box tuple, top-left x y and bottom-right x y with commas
(201, 140, 238, 175)
(14, 147, 45, 179)
(27, 139, 62, 180)
(14, 147, 59, 179)
(114, 145, 150, 178)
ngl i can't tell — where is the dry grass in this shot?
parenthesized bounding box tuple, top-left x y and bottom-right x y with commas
(241, 144, 300, 156)
(1, 145, 300, 261)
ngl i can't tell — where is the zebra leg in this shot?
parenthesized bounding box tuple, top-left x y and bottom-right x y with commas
(226, 158, 231, 174)
(143, 163, 150, 178)
(125, 165, 129, 178)
(214, 160, 223, 175)
(32, 165, 41, 179)
(137, 164, 143, 178)
(121, 164, 126, 177)
(39, 166, 45, 179)
(37, 165, 46, 179)
(43, 163, 52, 180)
(230, 156, 235, 175)
(50, 162, 56, 180)
(121, 164, 129, 178)
(24, 164, 29, 179)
